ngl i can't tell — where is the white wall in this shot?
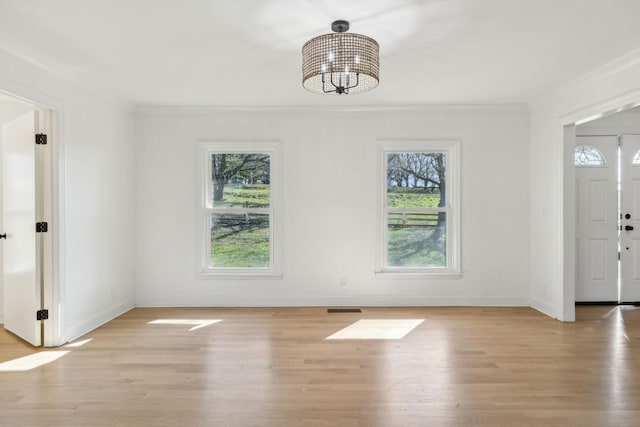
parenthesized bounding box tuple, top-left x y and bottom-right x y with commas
(576, 108, 640, 135)
(530, 49, 640, 321)
(135, 106, 530, 307)
(0, 49, 137, 342)
(0, 98, 34, 123)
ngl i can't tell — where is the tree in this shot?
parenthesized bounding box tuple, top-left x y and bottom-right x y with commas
(212, 153, 269, 201)
(388, 153, 445, 199)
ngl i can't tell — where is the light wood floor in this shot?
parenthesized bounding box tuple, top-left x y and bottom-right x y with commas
(1, 306, 639, 426)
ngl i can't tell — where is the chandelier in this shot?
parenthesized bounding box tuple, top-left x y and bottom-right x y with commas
(302, 20, 379, 95)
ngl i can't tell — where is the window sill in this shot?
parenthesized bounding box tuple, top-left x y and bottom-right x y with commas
(197, 271, 283, 280)
(375, 271, 462, 280)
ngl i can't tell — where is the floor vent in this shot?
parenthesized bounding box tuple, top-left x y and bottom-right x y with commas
(327, 308, 362, 313)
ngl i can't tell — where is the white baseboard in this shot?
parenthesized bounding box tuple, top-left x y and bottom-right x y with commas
(530, 295, 559, 320)
(64, 297, 135, 343)
(2, 294, 540, 340)
(135, 294, 531, 308)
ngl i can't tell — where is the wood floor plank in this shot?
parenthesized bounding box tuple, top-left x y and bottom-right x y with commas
(0, 306, 639, 426)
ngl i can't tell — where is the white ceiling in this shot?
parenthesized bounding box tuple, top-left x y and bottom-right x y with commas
(1, 0, 639, 107)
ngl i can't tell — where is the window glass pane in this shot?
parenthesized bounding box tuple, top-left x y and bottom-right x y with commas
(633, 150, 640, 165)
(387, 212, 446, 267)
(210, 213, 270, 268)
(211, 153, 270, 208)
(386, 153, 446, 207)
(574, 145, 605, 166)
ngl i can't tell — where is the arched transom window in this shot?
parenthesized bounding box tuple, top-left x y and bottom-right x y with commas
(575, 145, 605, 167)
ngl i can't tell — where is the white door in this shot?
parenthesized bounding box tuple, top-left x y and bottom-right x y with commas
(575, 136, 619, 302)
(2, 110, 41, 346)
(620, 134, 640, 302)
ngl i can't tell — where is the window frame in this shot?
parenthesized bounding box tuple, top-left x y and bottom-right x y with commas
(376, 139, 461, 278)
(197, 141, 282, 278)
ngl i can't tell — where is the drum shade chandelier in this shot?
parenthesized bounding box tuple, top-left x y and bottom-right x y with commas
(302, 20, 379, 95)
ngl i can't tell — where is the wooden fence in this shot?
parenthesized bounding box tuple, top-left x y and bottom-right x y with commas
(388, 212, 442, 227)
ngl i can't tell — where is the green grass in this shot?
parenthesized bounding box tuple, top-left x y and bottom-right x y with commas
(211, 186, 270, 267)
(387, 188, 441, 208)
(211, 213, 270, 268)
(388, 226, 446, 267)
(215, 185, 270, 207)
(386, 188, 445, 266)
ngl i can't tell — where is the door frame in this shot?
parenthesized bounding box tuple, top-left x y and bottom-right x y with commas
(563, 91, 640, 321)
(0, 85, 64, 347)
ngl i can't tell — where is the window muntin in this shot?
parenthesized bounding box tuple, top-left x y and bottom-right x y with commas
(379, 141, 460, 276)
(200, 143, 280, 276)
(575, 145, 605, 167)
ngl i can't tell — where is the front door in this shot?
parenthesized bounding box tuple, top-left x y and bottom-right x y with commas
(575, 136, 619, 302)
(2, 110, 41, 346)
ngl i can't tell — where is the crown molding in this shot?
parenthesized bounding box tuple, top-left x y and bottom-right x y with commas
(529, 48, 640, 114)
(135, 103, 528, 116)
(0, 47, 135, 113)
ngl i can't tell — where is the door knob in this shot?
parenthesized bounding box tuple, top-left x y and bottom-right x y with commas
(625, 225, 634, 231)
(0, 233, 6, 239)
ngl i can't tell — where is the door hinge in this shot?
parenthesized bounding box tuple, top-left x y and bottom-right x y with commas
(36, 222, 48, 233)
(35, 133, 47, 145)
(36, 309, 49, 321)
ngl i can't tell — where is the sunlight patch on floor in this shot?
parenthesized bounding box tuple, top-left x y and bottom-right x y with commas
(148, 319, 222, 331)
(326, 319, 424, 340)
(0, 351, 69, 372)
(65, 338, 93, 348)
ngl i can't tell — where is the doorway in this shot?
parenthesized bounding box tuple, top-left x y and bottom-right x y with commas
(575, 112, 640, 303)
(0, 93, 54, 346)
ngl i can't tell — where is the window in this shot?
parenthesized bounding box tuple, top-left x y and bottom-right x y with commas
(633, 149, 640, 166)
(199, 141, 281, 276)
(574, 145, 605, 167)
(378, 140, 460, 276)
